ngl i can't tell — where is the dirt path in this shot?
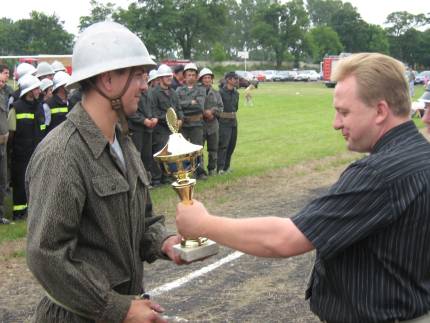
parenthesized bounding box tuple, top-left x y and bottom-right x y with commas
(0, 149, 363, 323)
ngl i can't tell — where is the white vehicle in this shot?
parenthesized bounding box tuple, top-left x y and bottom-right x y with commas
(263, 70, 276, 81)
(294, 70, 320, 82)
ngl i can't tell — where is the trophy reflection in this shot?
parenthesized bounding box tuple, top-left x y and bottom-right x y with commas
(153, 108, 219, 262)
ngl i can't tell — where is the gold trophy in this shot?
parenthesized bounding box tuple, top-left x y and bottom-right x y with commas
(154, 108, 219, 262)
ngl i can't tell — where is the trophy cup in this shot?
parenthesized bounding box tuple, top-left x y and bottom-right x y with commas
(153, 108, 219, 262)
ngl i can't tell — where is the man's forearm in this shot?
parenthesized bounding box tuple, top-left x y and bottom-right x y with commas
(201, 216, 313, 258)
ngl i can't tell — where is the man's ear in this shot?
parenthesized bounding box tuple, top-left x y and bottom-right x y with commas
(97, 71, 113, 92)
(375, 100, 391, 125)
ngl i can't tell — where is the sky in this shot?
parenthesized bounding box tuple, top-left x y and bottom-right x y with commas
(0, 0, 428, 36)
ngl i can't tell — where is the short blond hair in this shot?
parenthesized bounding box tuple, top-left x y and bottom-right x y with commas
(332, 53, 410, 116)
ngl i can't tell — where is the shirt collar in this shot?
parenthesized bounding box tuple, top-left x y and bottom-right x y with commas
(67, 103, 109, 159)
(371, 120, 417, 154)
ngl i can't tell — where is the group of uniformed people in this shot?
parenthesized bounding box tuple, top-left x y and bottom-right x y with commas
(0, 51, 241, 223)
(127, 62, 240, 186)
(0, 60, 73, 222)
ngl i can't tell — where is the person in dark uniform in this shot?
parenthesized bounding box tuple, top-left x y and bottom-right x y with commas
(176, 63, 207, 179)
(217, 72, 239, 174)
(198, 67, 223, 176)
(127, 70, 158, 182)
(8, 74, 45, 220)
(150, 64, 183, 185)
(46, 71, 71, 133)
(171, 64, 184, 90)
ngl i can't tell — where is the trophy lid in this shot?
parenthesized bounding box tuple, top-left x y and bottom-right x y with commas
(153, 108, 203, 159)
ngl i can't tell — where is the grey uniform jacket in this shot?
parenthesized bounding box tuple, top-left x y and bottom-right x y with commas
(202, 86, 223, 135)
(176, 85, 206, 127)
(25, 103, 173, 323)
(150, 85, 183, 125)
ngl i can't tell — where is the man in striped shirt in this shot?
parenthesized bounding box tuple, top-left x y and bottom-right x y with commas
(176, 53, 430, 323)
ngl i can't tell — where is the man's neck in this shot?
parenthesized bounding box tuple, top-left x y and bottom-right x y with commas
(226, 83, 234, 91)
(160, 83, 169, 90)
(82, 91, 118, 144)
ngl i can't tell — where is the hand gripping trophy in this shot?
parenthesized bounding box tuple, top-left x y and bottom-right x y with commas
(154, 108, 219, 262)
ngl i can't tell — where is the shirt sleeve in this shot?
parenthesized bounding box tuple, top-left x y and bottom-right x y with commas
(8, 108, 16, 131)
(25, 149, 132, 322)
(292, 162, 395, 260)
(43, 103, 51, 126)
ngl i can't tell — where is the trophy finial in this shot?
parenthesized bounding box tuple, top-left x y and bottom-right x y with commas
(166, 107, 180, 133)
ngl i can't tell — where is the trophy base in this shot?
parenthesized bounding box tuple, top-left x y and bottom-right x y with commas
(173, 240, 219, 262)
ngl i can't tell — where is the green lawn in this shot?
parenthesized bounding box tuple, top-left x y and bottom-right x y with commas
(0, 82, 426, 244)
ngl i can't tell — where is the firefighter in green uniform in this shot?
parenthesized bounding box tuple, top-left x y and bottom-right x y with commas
(176, 62, 207, 179)
(46, 71, 71, 133)
(26, 21, 185, 323)
(150, 64, 183, 185)
(198, 67, 223, 176)
(128, 70, 158, 180)
(218, 72, 239, 174)
(8, 74, 45, 220)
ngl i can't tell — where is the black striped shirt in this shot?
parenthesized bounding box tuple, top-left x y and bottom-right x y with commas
(292, 121, 430, 323)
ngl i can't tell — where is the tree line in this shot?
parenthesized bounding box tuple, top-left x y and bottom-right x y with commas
(1, 0, 429, 68)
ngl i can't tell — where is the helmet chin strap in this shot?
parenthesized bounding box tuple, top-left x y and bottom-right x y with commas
(89, 69, 135, 136)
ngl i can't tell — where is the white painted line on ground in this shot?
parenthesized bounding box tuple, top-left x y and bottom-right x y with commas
(149, 251, 244, 296)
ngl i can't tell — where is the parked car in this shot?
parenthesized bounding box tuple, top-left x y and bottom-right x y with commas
(273, 71, 291, 82)
(294, 70, 320, 82)
(415, 71, 430, 85)
(263, 70, 276, 81)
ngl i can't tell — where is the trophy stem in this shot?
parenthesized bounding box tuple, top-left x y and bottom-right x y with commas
(172, 178, 196, 204)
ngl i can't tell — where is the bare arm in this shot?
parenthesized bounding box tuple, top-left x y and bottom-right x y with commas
(176, 200, 314, 258)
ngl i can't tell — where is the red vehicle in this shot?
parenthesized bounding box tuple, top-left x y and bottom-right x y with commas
(160, 59, 191, 67)
(321, 53, 351, 88)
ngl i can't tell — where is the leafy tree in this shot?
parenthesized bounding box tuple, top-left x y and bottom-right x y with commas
(0, 18, 18, 55)
(252, 0, 309, 68)
(114, 2, 176, 59)
(385, 11, 429, 37)
(306, 0, 344, 26)
(329, 3, 368, 52)
(79, 0, 117, 31)
(14, 11, 73, 54)
(365, 24, 389, 54)
(136, 0, 227, 59)
(306, 26, 343, 62)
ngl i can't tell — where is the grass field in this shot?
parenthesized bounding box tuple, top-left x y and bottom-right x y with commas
(0, 82, 426, 244)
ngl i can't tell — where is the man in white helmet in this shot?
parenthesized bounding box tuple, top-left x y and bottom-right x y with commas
(45, 71, 71, 133)
(8, 62, 37, 110)
(8, 74, 45, 221)
(198, 67, 224, 176)
(39, 78, 54, 127)
(35, 61, 55, 81)
(176, 62, 207, 179)
(150, 64, 183, 186)
(26, 22, 184, 323)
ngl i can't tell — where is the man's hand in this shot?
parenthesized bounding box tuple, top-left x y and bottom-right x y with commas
(203, 109, 214, 121)
(161, 235, 187, 265)
(123, 300, 167, 323)
(176, 200, 210, 240)
(143, 119, 152, 128)
(176, 119, 183, 129)
(151, 118, 158, 128)
(191, 100, 197, 105)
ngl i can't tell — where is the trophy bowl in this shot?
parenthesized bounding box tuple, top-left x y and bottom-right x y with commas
(153, 108, 219, 262)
